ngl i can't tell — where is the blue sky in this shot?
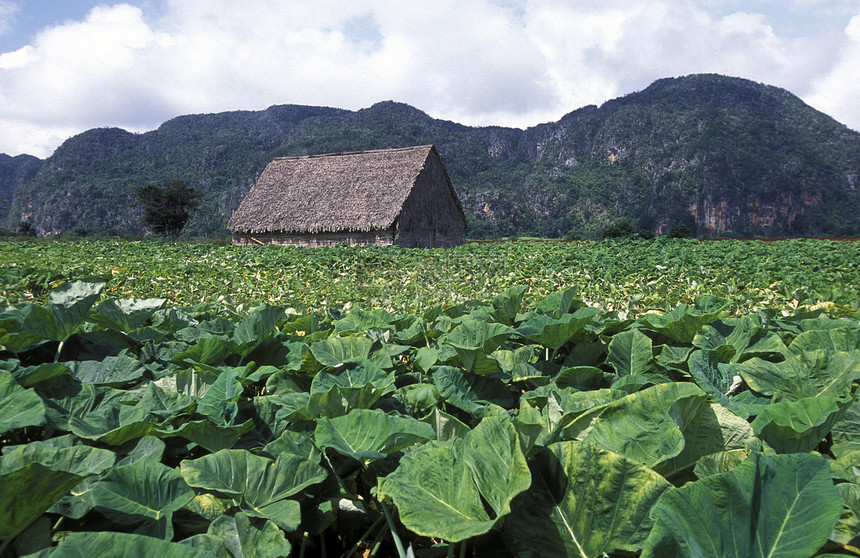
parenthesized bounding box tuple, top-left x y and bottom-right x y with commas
(1, 0, 858, 157)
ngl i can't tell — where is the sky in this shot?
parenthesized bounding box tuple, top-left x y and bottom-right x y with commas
(0, 0, 858, 158)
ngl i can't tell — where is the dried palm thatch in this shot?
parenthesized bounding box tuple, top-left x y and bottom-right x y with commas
(227, 145, 465, 238)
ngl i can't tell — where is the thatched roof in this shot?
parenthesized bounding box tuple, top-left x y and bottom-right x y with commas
(228, 145, 462, 234)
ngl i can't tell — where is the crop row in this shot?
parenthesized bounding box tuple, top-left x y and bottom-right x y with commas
(0, 278, 858, 557)
(1, 238, 858, 315)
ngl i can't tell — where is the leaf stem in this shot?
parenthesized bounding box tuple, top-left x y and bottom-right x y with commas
(344, 514, 386, 558)
(381, 502, 408, 558)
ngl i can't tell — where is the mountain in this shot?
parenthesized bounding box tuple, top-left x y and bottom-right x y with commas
(3, 74, 859, 239)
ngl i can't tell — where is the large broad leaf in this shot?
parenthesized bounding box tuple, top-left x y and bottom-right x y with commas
(314, 408, 434, 461)
(516, 307, 599, 350)
(0, 370, 46, 435)
(751, 396, 851, 453)
(197, 367, 245, 425)
(0, 442, 115, 477)
(788, 326, 860, 354)
(831, 400, 860, 457)
(311, 335, 376, 367)
(655, 398, 759, 478)
(206, 512, 292, 558)
(333, 307, 396, 335)
(47, 531, 214, 558)
(563, 382, 706, 469)
(443, 317, 514, 353)
(90, 298, 167, 333)
(606, 328, 654, 376)
(157, 419, 254, 453)
(490, 285, 529, 325)
(309, 360, 393, 394)
(736, 350, 860, 401)
(533, 288, 581, 319)
(172, 337, 238, 366)
(180, 448, 326, 529)
(8, 362, 71, 387)
(688, 349, 768, 418)
(505, 441, 672, 557)
(19, 278, 106, 342)
(68, 400, 159, 447)
(88, 459, 194, 538)
(67, 351, 146, 385)
(233, 304, 285, 348)
(379, 415, 531, 542)
(0, 463, 83, 539)
(692, 316, 789, 363)
(431, 366, 515, 413)
(642, 452, 843, 558)
(639, 295, 730, 344)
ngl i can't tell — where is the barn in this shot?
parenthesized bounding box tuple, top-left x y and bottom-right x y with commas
(227, 145, 467, 248)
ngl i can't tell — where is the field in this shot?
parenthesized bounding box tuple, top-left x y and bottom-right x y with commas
(2, 238, 859, 314)
(0, 238, 859, 557)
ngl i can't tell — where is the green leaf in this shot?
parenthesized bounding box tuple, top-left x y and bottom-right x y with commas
(751, 396, 851, 453)
(180, 448, 326, 527)
(563, 382, 706, 469)
(8, 362, 71, 387)
(48, 531, 214, 557)
(788, 326, 860, 354)
(378, 415, 531, 542)
(606, 328, 654, 376)
(692, 316, 789, 362)
(88, 460, 194, 533)
(207, 512, 292, 558)
(233, 304, 285, 347)
(688, 349, 761, 418)
(505, 441, 672, 557)
(516, 307, 599, 350)
(311, 335, 376, 367)
(158, 419, 254, 452)
(67, 351, 146, 385)
(655, 398, 758, 478)
(0, 370, 46, 435)
(0, 462, 83, 539)
(639, 295, 730, 343)
(831, 400, 860, 457)
(642, 452, 843, 558)
(443, 317, 514, 352)
(490, 285, 529, 325)
(314, 408, 434, 461)
(91, 298, 167, 333)
(431, 366, 515, 413)
(737, 350, 860, 400)
(173, 337, 237, 366)
(0, 442, 115, 476)
(533, 287, 580, 319)
(28, 278, 106, 341)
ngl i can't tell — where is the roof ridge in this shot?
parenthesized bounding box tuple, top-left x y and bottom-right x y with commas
(272, 144, 434, 161)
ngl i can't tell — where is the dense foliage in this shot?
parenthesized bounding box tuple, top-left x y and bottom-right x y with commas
(1, 238, 858, 316)
(137, 180, 202, 239)
(1, 270, 858, 556)
(3, 74, 859, 239)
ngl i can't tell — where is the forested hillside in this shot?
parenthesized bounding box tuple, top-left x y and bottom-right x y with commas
(3, 74, 858, 239)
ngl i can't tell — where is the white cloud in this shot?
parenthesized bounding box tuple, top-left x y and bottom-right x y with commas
(806, 13, 860, 131)
(0, 0, 858, 157)
(0, 1, 16, 36)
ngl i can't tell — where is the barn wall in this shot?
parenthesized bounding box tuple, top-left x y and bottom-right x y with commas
(232, 229, 395, 247)
(397, 152, 466, 248)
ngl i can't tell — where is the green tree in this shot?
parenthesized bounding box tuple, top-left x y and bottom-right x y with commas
(667, 224, 693, 238)
(136, 180, 201, 239)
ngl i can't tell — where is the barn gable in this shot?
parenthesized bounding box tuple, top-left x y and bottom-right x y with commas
(227, 145, 466, 247)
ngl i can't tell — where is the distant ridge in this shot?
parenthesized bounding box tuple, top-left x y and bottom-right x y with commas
(2, 74, 858, 239)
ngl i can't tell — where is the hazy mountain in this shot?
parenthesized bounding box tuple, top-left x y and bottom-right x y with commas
(3, 74, 858, 239)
